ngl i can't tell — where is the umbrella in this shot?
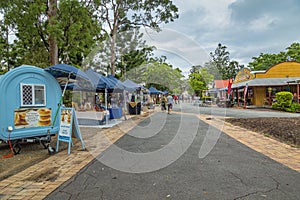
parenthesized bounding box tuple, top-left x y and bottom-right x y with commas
(44, 64, 91, 125)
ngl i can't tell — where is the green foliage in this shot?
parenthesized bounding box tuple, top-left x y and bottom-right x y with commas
(126, 60, 184, 93)
(209, 43, 243, 79)
(0, 0, 102, 68)
(188, 67, 213, 96)
(248, 42, 300, 70)
(286, 42, 300, 62)
(248, 53, 287, 71)
(285, 103, 300, 113)
(96, 0, 179, 75)
(271, 91, 298, 112)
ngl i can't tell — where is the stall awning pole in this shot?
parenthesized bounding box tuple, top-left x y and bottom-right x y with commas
(52, 73, 71, 126)
(105, 88, 108, 125)
(123, 90, 127, 120)
(297, 80, 300, 103)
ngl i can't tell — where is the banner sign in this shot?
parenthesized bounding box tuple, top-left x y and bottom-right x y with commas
(14, 108, 52, 129)
(56, 107, 85, 154)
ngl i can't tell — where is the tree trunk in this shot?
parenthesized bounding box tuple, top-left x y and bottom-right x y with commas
(48, 0, 58, 65)
(110, 32, 116, 76)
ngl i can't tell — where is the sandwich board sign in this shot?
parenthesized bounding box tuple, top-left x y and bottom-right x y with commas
(56, 107, 85, 154)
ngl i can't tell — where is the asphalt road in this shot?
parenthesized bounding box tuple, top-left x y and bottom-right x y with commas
(45, 103, 300, 200)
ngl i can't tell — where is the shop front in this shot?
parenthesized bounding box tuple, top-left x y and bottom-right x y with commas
(232, 62, 300, 107)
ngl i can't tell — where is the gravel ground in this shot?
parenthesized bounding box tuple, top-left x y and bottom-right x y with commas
(226, 117, 300, 147)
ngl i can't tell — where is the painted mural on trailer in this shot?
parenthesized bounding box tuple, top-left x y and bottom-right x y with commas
(14, 108, 52, 129)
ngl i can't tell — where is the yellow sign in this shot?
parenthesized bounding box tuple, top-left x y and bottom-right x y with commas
(233, 68, 255, 83)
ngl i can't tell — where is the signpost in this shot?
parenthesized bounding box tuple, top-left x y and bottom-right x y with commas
(56, 107, 85, 154)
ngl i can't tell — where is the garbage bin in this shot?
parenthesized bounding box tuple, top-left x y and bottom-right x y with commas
(128, 102, 141, 115)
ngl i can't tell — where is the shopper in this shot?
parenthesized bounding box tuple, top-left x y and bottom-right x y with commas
(167, 93, 174, 114)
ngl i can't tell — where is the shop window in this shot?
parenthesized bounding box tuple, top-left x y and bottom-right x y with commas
(20, 84, 46, 107)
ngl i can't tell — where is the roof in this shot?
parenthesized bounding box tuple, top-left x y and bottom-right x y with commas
(232, 77, 300, 88)
(214, 80, 229, 89)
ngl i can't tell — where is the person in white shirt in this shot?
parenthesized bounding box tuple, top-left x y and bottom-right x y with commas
(166, 93, 174, 114)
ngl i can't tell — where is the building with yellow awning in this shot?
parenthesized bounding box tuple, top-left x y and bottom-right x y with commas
(231, 62, 300, 107)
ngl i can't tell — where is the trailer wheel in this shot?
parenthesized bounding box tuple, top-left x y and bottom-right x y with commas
(47, 144, 55, 155)
(12, 142, 21, 155)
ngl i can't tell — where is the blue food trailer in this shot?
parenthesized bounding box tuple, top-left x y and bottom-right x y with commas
(0, 65, 62, 154)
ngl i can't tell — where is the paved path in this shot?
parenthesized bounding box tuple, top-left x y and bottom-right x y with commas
(45, 104, 300, 200)
(0, 104, 299, 199)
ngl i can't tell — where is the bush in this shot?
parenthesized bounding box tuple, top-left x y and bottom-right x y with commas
(285, 103, 300, 113)
(272, 91, 300, 112)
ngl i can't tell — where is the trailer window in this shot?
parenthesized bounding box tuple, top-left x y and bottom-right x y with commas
(21, 84, 46, 107)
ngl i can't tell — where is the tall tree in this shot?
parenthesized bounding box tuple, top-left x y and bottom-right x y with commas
(126, 60, 184, 93)
(0, 0, 101, 68)
(97, 0, 179, 75)
(248, 42, 300, 71)
(209, 43, 243, 79)
(286, 42, 300, 62)
(83, 28, 154, 76)
(225, 60, 243, 79)
(48, 0, 58, 65)
(188, 67, 213, 96)
(209, 43, 230, 79)
(248, 52, 287, 71)
(204, 61, 221, 80)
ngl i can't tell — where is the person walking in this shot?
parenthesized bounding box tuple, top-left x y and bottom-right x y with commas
(161, 94, 167, 111)
(167, 93, 174, 114)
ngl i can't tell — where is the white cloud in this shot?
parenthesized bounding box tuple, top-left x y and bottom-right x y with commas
(148, 0, 300, 72)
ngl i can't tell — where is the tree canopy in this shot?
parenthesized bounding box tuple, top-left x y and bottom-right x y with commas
(0, 0, 101, 68)
(126, 60, 184, 93)
(188, 67, 213, 96)
(248, 42, 300, 70)
(96, 0, 179, 75)
(0, 0, 178, 72)
(207, 43, 242, 80)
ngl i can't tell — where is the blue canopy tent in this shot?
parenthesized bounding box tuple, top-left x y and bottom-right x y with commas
(45, 64, 91, 125)
(122, 79, 142, 91)
(86, 69, 126, 121)
(106, 75, 132, 119)
(106, 75, 128, 91)
(60, 82, 93, 91)
(148, 86, 161, 95)
(85, 69, 111, 91)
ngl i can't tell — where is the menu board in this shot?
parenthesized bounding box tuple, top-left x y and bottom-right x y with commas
(58, 108, 72, 140)
(57, 107, 85, 154)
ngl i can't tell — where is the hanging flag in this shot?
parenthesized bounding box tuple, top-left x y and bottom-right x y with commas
(227, 78, 233, 94)
(243, 83, 248, 108)
(243, 83, 248, 99)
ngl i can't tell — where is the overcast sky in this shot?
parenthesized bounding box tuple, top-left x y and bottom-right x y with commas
(142, 0, 300, 76)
